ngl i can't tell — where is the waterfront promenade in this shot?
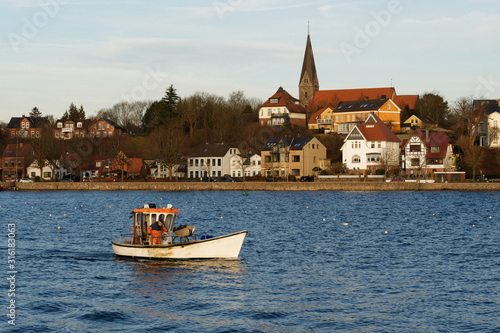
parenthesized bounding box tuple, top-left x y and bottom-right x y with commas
(10, 181, 500, 191)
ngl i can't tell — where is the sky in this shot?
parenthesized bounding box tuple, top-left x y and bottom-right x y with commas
(1, 0, 500, 123)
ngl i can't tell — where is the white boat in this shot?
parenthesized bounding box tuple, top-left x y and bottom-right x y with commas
(112, 203, 247, 259)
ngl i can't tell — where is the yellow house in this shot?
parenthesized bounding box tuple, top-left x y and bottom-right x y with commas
(402, 114, 437, 132)
(261, 137, 327, 178)
(308, 107, 334, 132)
(333, 98, 401, 134)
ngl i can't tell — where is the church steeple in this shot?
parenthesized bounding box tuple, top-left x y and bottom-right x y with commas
(299, 29, 319, 110)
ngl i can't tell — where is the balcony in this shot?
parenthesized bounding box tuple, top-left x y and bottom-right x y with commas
(317, 119, 333, 124)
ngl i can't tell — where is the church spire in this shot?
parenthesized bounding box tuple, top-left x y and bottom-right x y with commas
(299, 29, 319, 110)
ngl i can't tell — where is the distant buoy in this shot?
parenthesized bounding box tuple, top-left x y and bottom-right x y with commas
(342, 222, 351, 226)
(384, 230, 388, 234)
(432, 213, 435, 216)
(49, 214, 52, 217)
(322, 218, 326, 221)
(57, 226, 61, 230)
(333, 218, 335, 221)
(489, 216, 492, 219)
(473, 224, 476, 227)
(220, 216, 223, 219)
(306, 206, 309, 209)
(75, 207, 77, 209)
(109, 205, 112, 208)
(63, 214, 66, 216)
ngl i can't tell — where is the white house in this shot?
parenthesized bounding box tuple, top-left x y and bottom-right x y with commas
(187, 143, 240, 179)
(26, 159, 68, 180)
(229, 153, 262, 178)
(486, 103, 500, 148)
(341, 113, 401, 174)
(258, 87, 308, 127)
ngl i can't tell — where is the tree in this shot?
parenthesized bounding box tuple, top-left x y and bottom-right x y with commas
(30, 125, 54, 180)
(417, 92, 449, 127)
(62, 103, 85, 120)
(30, 107, 42, 118)
(457, 135, 484, 181)
(142, 85, 180, 132)
(148, 125, 185, 181)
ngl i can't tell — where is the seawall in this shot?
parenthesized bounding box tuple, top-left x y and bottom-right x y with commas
(11, 182, 500, 191)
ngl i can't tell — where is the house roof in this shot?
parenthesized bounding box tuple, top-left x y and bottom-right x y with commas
(402, 130, 451, 158)
(308, 108, 329, 125)
(261, 137, 315, 151)
(189, 143, 233, 157)
(334, 99, 390, 112)
(90, 118, 125, 131)
(473, 100, 500, 115)
(393, 95, 419, 110)
(2, 143, 33, 158)
(7, 116, 49, 129)
(311, 87, 396, 108)
(87, 156, 109, 171)
(261, 87, 307, 114)
(355, 114, 400, 142)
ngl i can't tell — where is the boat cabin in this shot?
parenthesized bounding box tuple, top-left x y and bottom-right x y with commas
(132, 203, 179, 245)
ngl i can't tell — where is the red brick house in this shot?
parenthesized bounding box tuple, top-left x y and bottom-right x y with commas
(54, 119, 92, 140)
(89, 119, 125, 139)
(1, 143, 35, 180)
(5, 115, 50, 139)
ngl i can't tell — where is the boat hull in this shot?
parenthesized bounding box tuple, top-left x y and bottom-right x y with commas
(112, 231, 247, 259)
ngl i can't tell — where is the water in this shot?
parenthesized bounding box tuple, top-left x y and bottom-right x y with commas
(1, 190, 499, 332)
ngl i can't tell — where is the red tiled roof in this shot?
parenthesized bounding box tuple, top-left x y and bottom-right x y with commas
(261, 87, 307, 114)
(402, 130, 450, 158)
(393, 95, 419, 110)
(308, 108, 328, 125)
(356, 114, 400, 142)
(310, 87, 396, 110)
(2, 143, 33, 158)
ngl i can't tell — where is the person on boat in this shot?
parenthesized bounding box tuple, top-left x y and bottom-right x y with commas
(147, 215, 169, 245)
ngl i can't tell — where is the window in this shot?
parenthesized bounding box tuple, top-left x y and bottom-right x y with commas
(43, 172, 51, 178)
(103, 131, 107, 138)
(26, 122, 30, 128)
(347, 115, 350, 122)
(200, 159, 204, 166)
(270, 98, 278, 104)
(55, 132, 59, 138)
(4, 160, 7, 167)
(218, 159, 221, 166)
(411, 158, 420, 166)
(431, 146, 440, 153)
(292, 155, 300, 162)
(352, 155, 361, 163)
(341, 115, 344, 122)
(410, 144, 420, 152)
(195, 159, 199, 167)
(109, 131, 113, 137)
(96, 161, 102, 167)
(336, 115, 339, 122)
(265, 156, 271, 162)
(36, 131, 40, 138)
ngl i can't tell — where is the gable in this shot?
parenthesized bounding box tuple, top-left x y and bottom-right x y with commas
(346, 127, 365, 141)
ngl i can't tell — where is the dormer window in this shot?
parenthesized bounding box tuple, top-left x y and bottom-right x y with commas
(57, 122, 63, 128)
(77, 122, 82, 128)
(431, 146, 440, 153)
(270, 98, 278, 104)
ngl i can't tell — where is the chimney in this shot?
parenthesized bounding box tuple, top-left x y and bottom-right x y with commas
(425, 129, 429, 142)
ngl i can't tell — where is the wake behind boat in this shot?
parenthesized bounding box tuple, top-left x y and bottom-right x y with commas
(112, 203, 247, 259)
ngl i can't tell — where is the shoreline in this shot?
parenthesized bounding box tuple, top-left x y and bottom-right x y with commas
(9, 181, 500, 191)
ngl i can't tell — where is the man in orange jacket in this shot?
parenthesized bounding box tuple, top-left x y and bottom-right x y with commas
(147, 215, 169, 245)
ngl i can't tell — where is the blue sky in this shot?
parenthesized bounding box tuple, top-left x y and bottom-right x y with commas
(1, 0, 500, 122)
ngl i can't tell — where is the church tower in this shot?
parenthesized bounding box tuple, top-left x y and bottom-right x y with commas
(299, 30, 319, 110)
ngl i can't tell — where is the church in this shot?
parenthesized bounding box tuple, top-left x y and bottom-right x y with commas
(259, 31, 419, 133)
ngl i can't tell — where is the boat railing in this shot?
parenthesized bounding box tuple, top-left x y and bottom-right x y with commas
(115, 233, 215, 245)
(115, 234, 134, 243)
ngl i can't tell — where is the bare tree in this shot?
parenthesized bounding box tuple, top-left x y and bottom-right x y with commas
(148, 125, 186, 181)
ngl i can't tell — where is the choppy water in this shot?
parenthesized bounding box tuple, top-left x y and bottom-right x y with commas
(1, 190, 499, 332)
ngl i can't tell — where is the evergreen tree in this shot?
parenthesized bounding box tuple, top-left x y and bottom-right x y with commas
(62, 103, 86, 120)
(142, 84, 179, 132)
(30, 107, 42, 118)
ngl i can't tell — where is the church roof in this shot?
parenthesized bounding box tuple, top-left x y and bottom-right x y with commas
(393, 95, 419, 110)
(300, 34, 319, 86)
(261, 87, 307, 114)
(310, 87, 396, 110)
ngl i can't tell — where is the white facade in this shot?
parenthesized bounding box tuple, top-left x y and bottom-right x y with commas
(26, 159, 67, 180)
(155, 163, 186, 179)
(229, 154, 262, 178)
(488, 111, 500, 147)
(402, 135, 453, 175)
(188, 148, 240, 179)
(341, 135, 399, 172)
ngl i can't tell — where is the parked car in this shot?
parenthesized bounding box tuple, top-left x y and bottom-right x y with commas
(19, 178, 34, 183)
(202, 177, 217, 182)
(221, 177, 235, 182)
(300, 176, 314, 182)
